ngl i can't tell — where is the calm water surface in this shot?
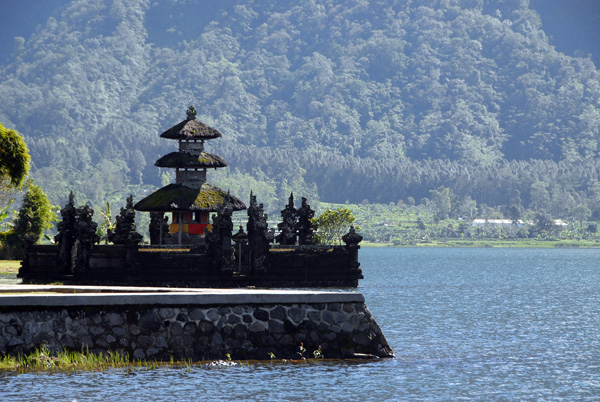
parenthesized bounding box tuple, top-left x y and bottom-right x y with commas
(2, 248, 600, 401)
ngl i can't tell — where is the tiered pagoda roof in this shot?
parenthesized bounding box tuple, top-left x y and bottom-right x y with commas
(159, 118, 222, 140)
(134, 106, 246, 213)
(134, 183, 246, 212)
(155, 152, 227, 169)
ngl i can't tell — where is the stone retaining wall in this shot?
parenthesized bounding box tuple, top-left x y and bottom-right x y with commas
(0, 302, 393, 360)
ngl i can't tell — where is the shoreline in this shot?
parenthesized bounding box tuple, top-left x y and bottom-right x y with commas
(360, 240, 600, 248)
(3, 239, 600, 273)
(0, 284, 393, 361)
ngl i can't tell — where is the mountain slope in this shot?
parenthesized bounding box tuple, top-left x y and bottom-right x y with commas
(1, 0, 600, 217)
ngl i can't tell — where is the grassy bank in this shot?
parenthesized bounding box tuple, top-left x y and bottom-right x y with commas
(362, 239, 600, 248)
(412, 240, 600, 248)
(0, 346, 324, 373)
(1, 346, 135, 373)
(318, 201, 600, 247)
(0, 260, 20, 274)
(0, 346, 196, 373)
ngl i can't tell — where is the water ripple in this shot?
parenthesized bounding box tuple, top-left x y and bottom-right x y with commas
(2, 248, 600, 401)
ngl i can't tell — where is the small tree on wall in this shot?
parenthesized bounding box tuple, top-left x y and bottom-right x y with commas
(312, 207, 358, 245)
(13, 183, 55, 242)
(2, 182, 56, 258)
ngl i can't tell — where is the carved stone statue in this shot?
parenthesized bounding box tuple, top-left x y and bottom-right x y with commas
(276, 192, 297, 245)
(247, 192, 273, 273)
(73, 204, 99, 275)
(149, 212, 169, 245)
(108, 195, 143, 246)
(55, 192, 77, 273)
(206, 214, 222, 270)
(206, 195, 234, 271)
(186, 105, 197, 120)
(296, 197, 315, 245)
(342, 225, 363, 270)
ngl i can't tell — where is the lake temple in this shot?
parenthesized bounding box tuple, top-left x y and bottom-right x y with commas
(133, 106, 246, 246)
(19, 107, 364, 287)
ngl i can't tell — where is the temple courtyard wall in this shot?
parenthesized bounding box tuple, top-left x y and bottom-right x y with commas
(20, 244, 363, 288)
(0, 285, 393, 361)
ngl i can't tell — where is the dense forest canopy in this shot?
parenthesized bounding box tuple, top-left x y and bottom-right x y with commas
(2, 0, 600, 221)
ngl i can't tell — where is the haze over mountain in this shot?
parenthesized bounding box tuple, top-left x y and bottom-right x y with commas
(2, 0, 600, 219)
(530, 0, 600, 66)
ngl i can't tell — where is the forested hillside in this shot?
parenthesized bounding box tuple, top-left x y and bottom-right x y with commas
(2, 0, 600, 221)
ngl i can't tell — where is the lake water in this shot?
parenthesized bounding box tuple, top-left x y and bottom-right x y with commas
(2, 248, 600, 401)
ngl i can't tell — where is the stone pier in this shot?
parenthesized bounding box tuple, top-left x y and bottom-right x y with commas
(0, 285, 393, 361)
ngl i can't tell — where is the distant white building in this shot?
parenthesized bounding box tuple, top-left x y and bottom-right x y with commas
(472, 219, 523, 227)
(472, 219, 568, 227)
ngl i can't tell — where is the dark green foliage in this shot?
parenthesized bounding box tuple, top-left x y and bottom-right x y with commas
(2, 182, 56, 258)
(430, 187, 456, 221)
(530, 210, 557, 238)
(0, 123, 30, 188)
(13, 183, 55, 242)
(1, 0, 600, 221)
(312, 208, 357, 245)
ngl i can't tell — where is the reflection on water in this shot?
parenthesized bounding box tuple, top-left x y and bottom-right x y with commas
(2, 248, 600, 401)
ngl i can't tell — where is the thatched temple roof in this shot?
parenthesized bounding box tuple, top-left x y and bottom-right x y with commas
(133, 182, 246, 212)
(160, 119, 222, 140)
(155, 152, 227, 168)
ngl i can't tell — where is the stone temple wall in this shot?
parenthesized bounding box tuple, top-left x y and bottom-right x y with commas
(0, 299, 393, 361)
(20, 244, 363, 288)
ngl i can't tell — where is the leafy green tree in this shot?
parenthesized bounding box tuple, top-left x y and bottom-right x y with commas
(530, 210, 556, 238)
(0, 177, 19, 223)
(13, 183, 56, 243)
(457, 196, 478, 220)
(0, 123, 30, 188)
(0, 123, 33, 253)
(572, 204, 591, 230)
(97, 201, 116, 244)
(2, 182, 57, 258)
(508, 190, 524, 225)
(312, 208, 357, 245)
(430, 187, 456, 220)
(0, 123, 31, 223)
(529, 181, 551, 211)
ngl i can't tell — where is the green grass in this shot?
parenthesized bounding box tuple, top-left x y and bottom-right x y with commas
(363, 239, 600, 248)
(0, 260, 20, 274)
(0, 346, 132, 373)
(0, 346, 318, 373)
(361, 241, 394, 247)
(318, 201, 600, 248)
(0, 346, 201, 373)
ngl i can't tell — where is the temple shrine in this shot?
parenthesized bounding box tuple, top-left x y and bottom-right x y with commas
(133, 107, 246, 245)
(19, 107, 364, 287)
